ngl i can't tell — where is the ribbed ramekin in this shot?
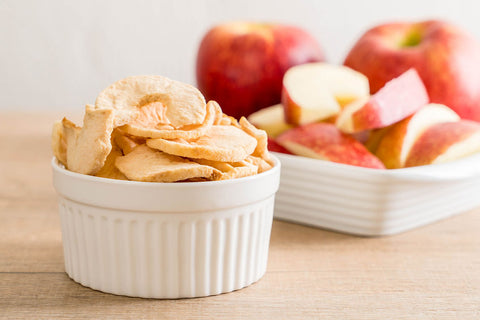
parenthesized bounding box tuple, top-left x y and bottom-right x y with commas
(52, 156, 280, 299)
(273, 152, 480, 236)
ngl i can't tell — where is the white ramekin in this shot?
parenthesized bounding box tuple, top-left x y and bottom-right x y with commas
(52, 156, 280, 299)
(273, 152, 480, 236)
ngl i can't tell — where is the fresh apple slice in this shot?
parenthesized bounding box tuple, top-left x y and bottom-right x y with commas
(282, 81, 339, 126)
(375, 104, 460, 168)
(405, 120, 480, 167)
(350, 130, 370, 144)
(282, 63, 369, 126)
(267, 137, 293, 154)
(334, 97, 368, 132)
(321, 114, 339, 124)
(336, 68, 429, 133)
(364, 127, 391, 154)
(276, 123, 385, 169)
(247, 104, 292, 138)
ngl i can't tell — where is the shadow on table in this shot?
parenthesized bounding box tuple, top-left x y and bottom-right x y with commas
(2, 272, 264, 318)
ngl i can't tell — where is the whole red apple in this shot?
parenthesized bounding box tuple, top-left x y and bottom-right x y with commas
(196, 22, 324, 119)
(344, 20, 480, 121)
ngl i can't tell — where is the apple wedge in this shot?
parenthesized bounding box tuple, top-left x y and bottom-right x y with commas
(364, 127, 391, 154)
(375, 104, 460, 168)
(336, 68, 429, 133)
(267, 137, 293, 154)
(247, 104, 292, 138)
(405, 120, 480, 167)
(276, 123, 385, 169)
(282, 63, 369, 126)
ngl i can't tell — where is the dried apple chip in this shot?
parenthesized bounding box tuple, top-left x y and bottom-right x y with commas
(218, 114, 240, 127)
(146, 125, 257, 162)
(95, 144, 128, 180)
(113, 129, 144, 155)
(122, 100, 219, 140)
(245, 155, 273, 173)
(61, 117, 81, 139)
(193, 158, 258, 180)
(65, 105, 115, 175)
(52, 75, 275, 182)
(95, 75, 207, 128)
(60, 117, 81, 166)
(52, 120, 68, 166)
(115, 145, 222, 182)
(177, 177, 210, 182)
(212, 103, 226, 125)
(239, 117, 272, 163)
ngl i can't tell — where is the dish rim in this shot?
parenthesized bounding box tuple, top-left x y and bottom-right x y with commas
(51, 154, 281, 187)
(273, 151, 480, 182)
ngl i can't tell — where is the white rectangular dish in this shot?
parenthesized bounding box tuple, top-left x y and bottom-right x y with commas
(272, 152, 480, 236)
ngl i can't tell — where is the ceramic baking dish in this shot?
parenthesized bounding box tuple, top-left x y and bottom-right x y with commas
(272, 152, 480, 236)
(52, 156, 280, 299)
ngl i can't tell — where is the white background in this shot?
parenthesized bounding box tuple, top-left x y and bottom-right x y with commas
(1, 0, 479, 111)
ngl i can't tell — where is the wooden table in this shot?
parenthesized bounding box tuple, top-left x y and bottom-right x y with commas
(1, 112, 479, 319)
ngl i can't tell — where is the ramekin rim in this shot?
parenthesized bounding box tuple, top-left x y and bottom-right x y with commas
(51, 154, 281, 187)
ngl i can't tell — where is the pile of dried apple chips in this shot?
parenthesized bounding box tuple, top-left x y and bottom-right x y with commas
(52, 75, 274, 182)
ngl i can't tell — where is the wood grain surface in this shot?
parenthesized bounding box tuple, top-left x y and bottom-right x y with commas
(1, 112, 479, 319)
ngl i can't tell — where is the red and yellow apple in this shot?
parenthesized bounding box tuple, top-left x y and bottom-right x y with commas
(336, 69, 429, 133)
(374, 104, 460, 169)
(196, 22, 324, 119)
(282, 63, 369, 126)
(276, 123, 385, 169)
(405, 120, 480, 167)
(344, 20, 480, 121)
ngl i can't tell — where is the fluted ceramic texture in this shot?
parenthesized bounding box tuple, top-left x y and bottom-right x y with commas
(52, 156, 280, 299)
(59, 196, 274, 299)
(273, 153, 480, 236)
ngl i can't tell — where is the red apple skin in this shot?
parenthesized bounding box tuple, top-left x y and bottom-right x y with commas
(276, 123, 385, 169)
(344, 20, 480, 121)
(405, 120, 480, 167)
(281, 85, 303, 125)
(351, 69, 429, 130)
(196, 22, 324, 119)
(267, 137, 293, 154)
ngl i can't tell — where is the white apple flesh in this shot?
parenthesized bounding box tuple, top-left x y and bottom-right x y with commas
(375, 104, 460, 168)
(405, 120, 480, 167)
(336, 68, 429, 133)
(247, 104, 292, 138)
(282, 63, 369, 126)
